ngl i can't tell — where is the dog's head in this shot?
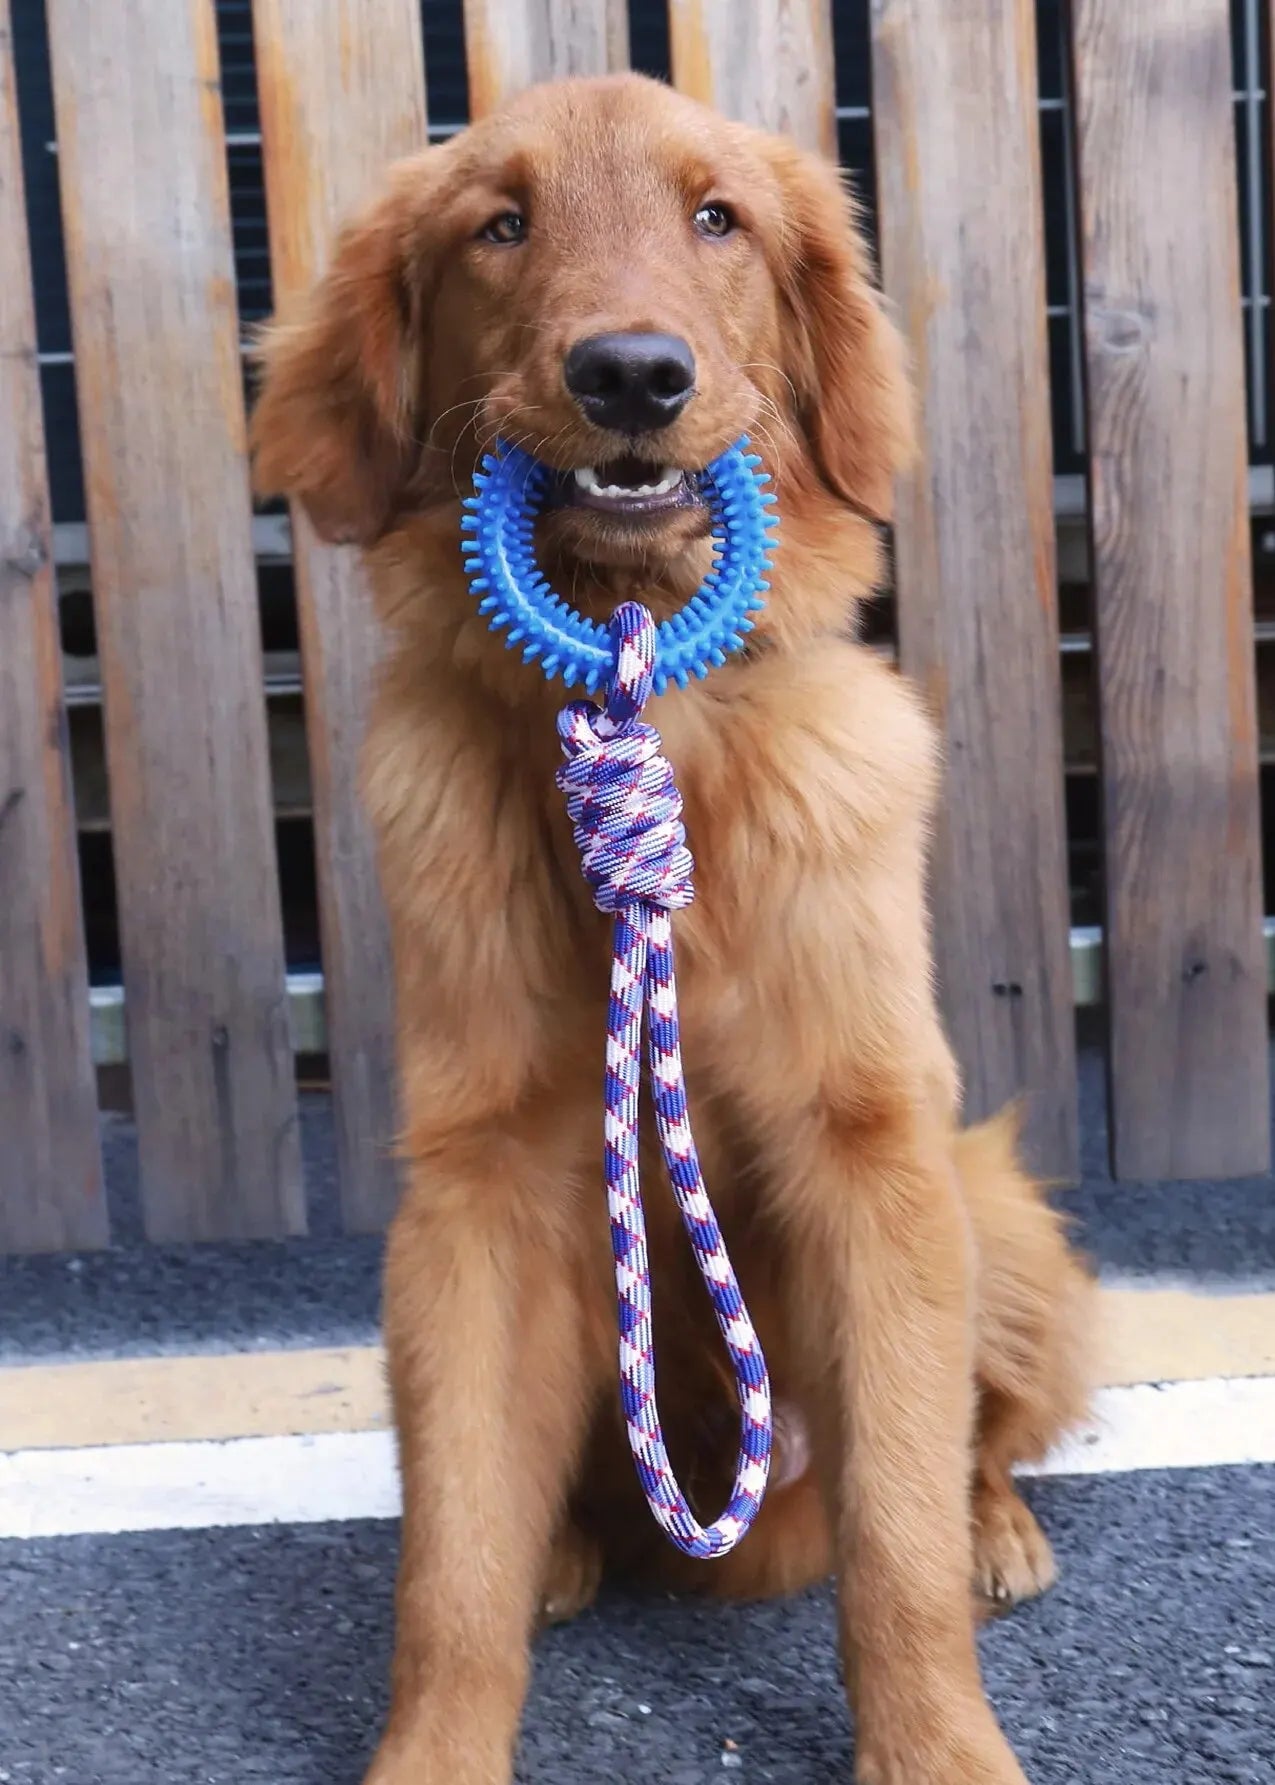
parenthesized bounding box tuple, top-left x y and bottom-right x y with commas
(251, 74, 912, 574)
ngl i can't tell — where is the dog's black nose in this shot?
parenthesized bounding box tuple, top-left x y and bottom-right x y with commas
(564, 332, 696, 433)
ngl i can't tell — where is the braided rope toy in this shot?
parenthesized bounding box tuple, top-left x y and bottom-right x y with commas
(463, 439, 778, 1559)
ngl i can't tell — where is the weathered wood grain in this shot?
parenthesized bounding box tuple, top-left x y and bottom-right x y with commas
(463, 0, 628, 116)
(0, 0, 106, 1253)
(252, 0, 427, 1231)
(870, 0, 1078, 1177)
(668, 0, 836, 156)
(1070, 0, 1267, 1178)
(45, 0, 304, 1239)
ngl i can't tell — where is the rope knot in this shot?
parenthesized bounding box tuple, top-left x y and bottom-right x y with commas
(556, 710, 695, 914)
(555, 602, 695, 915)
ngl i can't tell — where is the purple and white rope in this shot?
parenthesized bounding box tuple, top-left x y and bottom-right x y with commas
(556, 601, 772, 1559)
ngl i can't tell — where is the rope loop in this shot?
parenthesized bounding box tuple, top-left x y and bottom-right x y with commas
(554, 600, 772, 1560)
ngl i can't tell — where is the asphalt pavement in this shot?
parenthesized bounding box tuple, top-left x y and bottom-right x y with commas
(1, 1043, 1273, 1783)
(0, 1467, 1271, 1784)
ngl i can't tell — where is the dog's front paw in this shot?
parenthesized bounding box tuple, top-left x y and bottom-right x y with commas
(363, 1728, 506, 1785)
(363, 1743, 441, 1785)
(362, 1748, 424, 1785)
(856, 1710, 1029, 1785)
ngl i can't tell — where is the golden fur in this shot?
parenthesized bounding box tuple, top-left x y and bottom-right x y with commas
(251, 73, 1095, 1785)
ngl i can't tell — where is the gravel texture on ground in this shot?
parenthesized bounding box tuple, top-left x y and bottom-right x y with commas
(0, 1468, 1271, 1785)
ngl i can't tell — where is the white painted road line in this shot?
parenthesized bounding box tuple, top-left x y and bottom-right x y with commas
(0, 1431, 399, 1539)
(1, 1377, 1272, 1540)
(1019, 1376, 1275, 1477)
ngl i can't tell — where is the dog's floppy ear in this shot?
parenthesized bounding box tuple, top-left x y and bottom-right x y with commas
(762, 139, 914, 522)
(250, 157, 436, 546)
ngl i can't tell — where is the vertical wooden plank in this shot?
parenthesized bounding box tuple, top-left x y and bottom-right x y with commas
(463, 0, 628, 116)
(1071, 0, 1267, 1179)
(252, 0, 427, 1231)
(46, 0, 305, 1240)
(871, 0, 1079, 1176)
(668, 0, 836, 156)
(0, 1, 106, 1254)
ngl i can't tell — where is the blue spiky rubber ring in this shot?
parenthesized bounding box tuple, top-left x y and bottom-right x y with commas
(460, 438, 778, 694)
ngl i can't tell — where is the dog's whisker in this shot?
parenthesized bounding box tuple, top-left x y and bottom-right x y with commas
(425, 393, 490, 452)
(739, 359, 800, 410)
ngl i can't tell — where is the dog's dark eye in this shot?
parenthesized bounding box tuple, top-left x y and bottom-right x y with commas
(481, 211, 527, 246)
(694, 202, 735, 239)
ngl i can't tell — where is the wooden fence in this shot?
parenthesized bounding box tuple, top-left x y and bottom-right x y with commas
(1, 0, 1269, 1254)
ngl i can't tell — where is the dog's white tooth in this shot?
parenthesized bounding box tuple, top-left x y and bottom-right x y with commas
(634, 484, 654, 497)
(574, 467, 598, 492)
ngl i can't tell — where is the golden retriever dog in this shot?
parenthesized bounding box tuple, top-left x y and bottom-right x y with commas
(252, 72, 1094, 1785)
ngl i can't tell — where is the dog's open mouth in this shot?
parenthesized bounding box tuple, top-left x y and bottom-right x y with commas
(547, 454, 701, 517)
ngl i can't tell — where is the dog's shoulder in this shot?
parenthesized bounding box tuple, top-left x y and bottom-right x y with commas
(671, 636, 939, 870)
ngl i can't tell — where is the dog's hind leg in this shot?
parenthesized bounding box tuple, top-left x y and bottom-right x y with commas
(537, 1518, 604, 1626)
(957, 1113, 1096, 1611)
